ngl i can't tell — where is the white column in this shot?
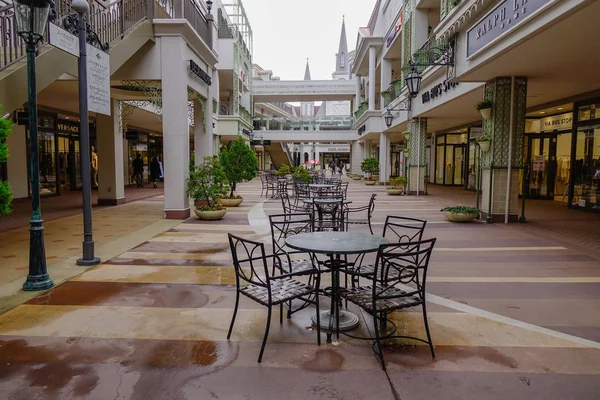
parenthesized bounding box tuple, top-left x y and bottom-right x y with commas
(350, 140, 363, 175)
(413, 9, 429, 50)
(368, 46, 376, 111)
(194, 97, 212, 163)
(380, 58, 392, 106)
(6, 125, 28, 199)
(379, 132, 390, 184)
(97, 99, 125, 205)
(161, 36, 190, 219)
(355, 76, 361, 112)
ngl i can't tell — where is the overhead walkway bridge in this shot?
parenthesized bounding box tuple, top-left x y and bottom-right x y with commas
(253, 79, 356, 102)
(254, 116, 360, 142)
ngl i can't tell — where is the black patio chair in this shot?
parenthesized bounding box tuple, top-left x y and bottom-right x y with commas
(227, 233, 321, 363)
(312, 198, 345, 232)
(281, 193, 311, 214)
(340, 238, 437, 370)
(344, 193, 377, 234)
(346, 216, 427, 284)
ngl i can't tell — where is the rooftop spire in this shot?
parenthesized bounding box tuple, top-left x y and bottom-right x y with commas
(304, 58, 311, 80)
(334, 16, 349, 76)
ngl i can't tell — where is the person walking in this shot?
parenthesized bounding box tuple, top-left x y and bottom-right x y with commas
(150, 156, 161, 188)
(132, 153, 144, 187)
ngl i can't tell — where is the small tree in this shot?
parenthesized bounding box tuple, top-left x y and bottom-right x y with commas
(275, 164, 291, 177)
(360, 157, 380, 180)
(186, 156, 228, 210)
(0, 107, 12, 215)
(219, 137, 258, 197)
(292, 166, 311, 183)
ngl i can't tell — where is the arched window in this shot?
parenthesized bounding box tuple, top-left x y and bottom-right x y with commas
(340, 53, 345, 68)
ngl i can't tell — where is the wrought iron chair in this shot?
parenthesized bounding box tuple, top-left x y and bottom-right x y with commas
(344, 193, 377, 234)
(346, 216, 427, 285)
(227, 233, 321, 363)
(293, 182, 311, 206)
(312, 198, 345, 232)
(259, 173, 268, 197)
(281, 193, 311, 214)
(340, 238, 437, 370)
(265, 174, 278, 198)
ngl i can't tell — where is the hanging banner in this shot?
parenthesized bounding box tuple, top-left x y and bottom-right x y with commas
(87, 44, 111, 116)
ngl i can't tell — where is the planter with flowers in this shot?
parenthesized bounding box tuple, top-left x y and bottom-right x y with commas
(476, 133, 492, 153)
(386, 176, 407, 195)
(441, 205, 479, 222)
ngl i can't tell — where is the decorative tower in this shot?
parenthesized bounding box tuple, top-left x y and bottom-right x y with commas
(326, 17, 351, 116)
(300, 58, 315, 117)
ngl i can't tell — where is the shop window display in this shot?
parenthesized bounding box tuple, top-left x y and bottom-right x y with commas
(572, 124, 600, 210)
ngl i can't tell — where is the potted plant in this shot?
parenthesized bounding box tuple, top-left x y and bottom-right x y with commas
(392, 78, 403, 95)
(441, 205, 479, 222)
(476, 133, 492, 153)
(475, 100, 493, 120)
(219, 137, 258, 207)
(0, 108, 13, 215)
(386, 176, 407, 195)
(361, 157, 379, 185)
(275, 164, 291, 177)
(187, 156, 229, 220)
(292, 166, 312, 183)
(381, 90, 393, 106)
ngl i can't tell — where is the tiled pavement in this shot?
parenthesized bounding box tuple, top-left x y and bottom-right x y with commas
(0, 178, 599, 399)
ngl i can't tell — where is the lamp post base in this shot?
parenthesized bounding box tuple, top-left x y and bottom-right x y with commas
(22, 273, 54, 292)
(77, 257, 101, 266)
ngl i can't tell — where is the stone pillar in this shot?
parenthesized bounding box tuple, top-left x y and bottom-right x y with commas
(378, 132, 390, 184)
(97, 99, 125, 205)
(368, 46, 376, 111)
(6, 125, 28, 199)
(351, 140, 363, 175)
(380, 58, 392, 106)
(161, 36, 190, 219)
(355, 76, 361, 112)
(194, 96, 212, 163)
(480, 77, 527, 223)
(413, 8, 429, 49)
(408, 118, 427, 195)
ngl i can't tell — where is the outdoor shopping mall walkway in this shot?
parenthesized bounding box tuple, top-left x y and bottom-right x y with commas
(0, 178, 598, 399)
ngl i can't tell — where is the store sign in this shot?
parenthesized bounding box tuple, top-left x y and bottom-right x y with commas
(325, 146, 350, 153)
(189, 60, 212, 85)
(358, 125, 366, 135)
(385, 13, 403, 48)
(87, 44, 111, 116)
(467, 0, 554, 57)
(57, 120, 80, 134)
(125, 130, 139, 140)
(48, 23, 79, 57)
(540, 112, 572, 132)
(136, 144, 148, 151)
(421, 79, 459, 104)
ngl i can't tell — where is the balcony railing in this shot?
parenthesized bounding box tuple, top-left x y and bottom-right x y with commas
(0, 0, 212, 72)
(440, 0, 462, 19)
(253, 116, 354, 131)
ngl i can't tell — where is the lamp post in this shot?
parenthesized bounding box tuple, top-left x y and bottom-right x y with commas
(72, 0, 100, 266)
(14, 0, 54, 291)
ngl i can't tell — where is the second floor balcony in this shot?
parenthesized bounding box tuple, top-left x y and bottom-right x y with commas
(254, 116, 354, 131)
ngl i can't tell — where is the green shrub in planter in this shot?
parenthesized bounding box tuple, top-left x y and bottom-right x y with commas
(360, 157, 380, 179)
(275, 164, 291, 177)
(292, 166, 311, 183)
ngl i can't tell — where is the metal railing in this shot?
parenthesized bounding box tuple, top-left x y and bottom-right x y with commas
(253, 116, 354, 131)
(1, 0, 212, 72)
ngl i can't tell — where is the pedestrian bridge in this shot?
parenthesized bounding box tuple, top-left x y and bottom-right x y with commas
(257, 130, 360, 143)
(253, 80, 356, 102)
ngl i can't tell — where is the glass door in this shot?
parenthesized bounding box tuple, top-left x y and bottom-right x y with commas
(71, 138, 82, 190)
(453, 145, 465, 185)
(38, 131, 57, 196)
(528, 135, 556, 199)
(57, 135, 70, 191)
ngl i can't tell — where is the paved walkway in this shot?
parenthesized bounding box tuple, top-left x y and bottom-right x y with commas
(0, 178, 598, 399)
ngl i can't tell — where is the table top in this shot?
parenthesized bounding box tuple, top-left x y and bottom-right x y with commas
(309, 184, 335, 188)
(301, 198, 352, 205)
(285, 232, 388, 255)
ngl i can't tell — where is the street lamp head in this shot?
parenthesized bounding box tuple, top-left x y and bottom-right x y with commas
(13, 0, 54, 43)
(71, 0, 89, 14)
(206, 0, 213, 12)
(384, 110, 394, 128)
(404, 63, 422, 98)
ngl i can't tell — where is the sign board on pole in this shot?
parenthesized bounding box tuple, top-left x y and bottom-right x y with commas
(48, 23, 79, 57)
(86, 44, 111, 116)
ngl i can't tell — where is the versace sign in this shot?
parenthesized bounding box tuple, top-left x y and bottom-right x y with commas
(467, 0, 554, 58)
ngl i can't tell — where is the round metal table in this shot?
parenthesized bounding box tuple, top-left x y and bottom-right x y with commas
(308, 184, 335, 189)
(285, 231, 388, 342)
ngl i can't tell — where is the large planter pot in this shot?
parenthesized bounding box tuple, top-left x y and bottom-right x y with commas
(443, 211, 478, 222)
(386, 188, 404, 195)
(372, 174, 379, 181)
(479, 108, 492, 120)
(352, 176, 362, 180)
(194, 209, 227, 220)
(478, 140, 491, 152)
(218, 197, 243, 207)
(364, 180, 377, 186)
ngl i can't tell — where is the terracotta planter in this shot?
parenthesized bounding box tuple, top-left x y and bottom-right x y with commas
(443, 211, 478, 222)
(364, 180, 377, 186)
(386, 188, 404, 195)
(194, 209, 227, 220)
(479, 108, 492, 120)
(218, 197, 243, 207)
(478, 140, 491, 152)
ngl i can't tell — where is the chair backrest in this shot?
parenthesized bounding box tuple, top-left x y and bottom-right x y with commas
(367, 193, 377, 217)
(294, 183, 310, 199)
(312, 198, 345, 231)
(340, 182, 349, 199)
(228, 233, 272, 288)
(382, 216, 427, 245)
(269, 213, 313, 257)
(372, 238, 437, 300)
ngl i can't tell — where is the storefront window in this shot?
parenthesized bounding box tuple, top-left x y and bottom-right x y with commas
(572, 124, 600, 210)
(577, 104, 599, 122)
(38, 131, 57, 195)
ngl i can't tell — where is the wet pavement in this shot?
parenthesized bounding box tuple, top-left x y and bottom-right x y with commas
(0, 177, 599, 399)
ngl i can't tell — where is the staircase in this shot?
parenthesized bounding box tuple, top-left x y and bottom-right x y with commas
(265, 142, 292, 169)
(0, 0, 171, 113)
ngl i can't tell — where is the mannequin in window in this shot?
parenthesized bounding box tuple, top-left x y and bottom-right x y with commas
(91, 146, 99, 188)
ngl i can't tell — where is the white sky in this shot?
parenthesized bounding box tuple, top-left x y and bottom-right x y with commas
(242, 0, 378, 81)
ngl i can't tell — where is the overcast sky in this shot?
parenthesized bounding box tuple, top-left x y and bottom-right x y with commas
(242, 0, 377, 81)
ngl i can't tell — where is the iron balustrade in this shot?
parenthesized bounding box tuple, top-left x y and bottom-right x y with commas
(253, 116, 355, 131)
(0, 0, 212, 72)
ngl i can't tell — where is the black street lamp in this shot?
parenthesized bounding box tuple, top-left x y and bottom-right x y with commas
(71, 0, 100, 266)
(14, 0, 54, 291)
(405, 63, 422, 99)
